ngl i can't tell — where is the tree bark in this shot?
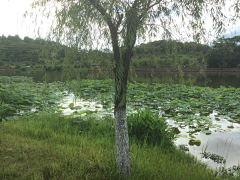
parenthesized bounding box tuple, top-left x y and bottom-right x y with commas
(113, 7, 138, 178)
(113, 48, 132, 178)
(89, 1, 138, 178)
(114, 106, 132, 178)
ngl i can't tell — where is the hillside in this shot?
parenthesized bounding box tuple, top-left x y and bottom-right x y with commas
(0, 35, 113, 69)
(0, 35, 239, 69)
(0, 35, 68, 67)
(131, 40, 211, 68)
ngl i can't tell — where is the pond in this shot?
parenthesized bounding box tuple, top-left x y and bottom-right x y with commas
(1, 70, 240, 175)
(1, 69, 240, 88)
(56, 78, 240, 175)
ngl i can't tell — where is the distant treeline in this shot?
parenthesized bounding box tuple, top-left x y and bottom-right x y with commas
(0, 35, 66, 65)
(207, 36, 240, 68)
(0, 34, 239, 69)
(0, 35, 113, 69)
(131, 36, 240, 68)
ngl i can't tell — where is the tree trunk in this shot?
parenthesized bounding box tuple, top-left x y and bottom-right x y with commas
(114, 106, 132, 178)
(113, 50, 132, 178)
(113, 30, 136, 179)
(110, 5, 138, 178)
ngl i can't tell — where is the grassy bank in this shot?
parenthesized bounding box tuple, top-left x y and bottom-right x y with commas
(0, 112, 235, 180)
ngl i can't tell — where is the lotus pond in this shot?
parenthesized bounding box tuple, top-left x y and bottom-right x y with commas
(56, 79, 240, 174)
(2, 70, 240, 88)
(1, 76, 240, 175)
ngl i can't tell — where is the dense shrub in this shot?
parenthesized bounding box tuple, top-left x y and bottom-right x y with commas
(54, 65, 62, 71)
(45, 65, 62, 71)
(45, 65, 54, 71)
(15, 65, 20, 69)
(20, 66, 27, 71)
(127, 109, 176, 149)
(34, 65, 43, 68)
(0, 85, 17, 117)
(0, 61, 4, 66)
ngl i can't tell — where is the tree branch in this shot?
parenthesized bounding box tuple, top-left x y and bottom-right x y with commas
(138, 0, 153, 24)
(148, 2, 159, 10)
(143, 23, 180, 40)
(88, 0, 106, 17)
(132, 0, 139, 9)
(116, 13, 123, 31)
(88, 0, 117, 30)
(88, 0, 120, 69)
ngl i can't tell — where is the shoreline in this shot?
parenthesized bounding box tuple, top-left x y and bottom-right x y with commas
(88, 69, 240, 73)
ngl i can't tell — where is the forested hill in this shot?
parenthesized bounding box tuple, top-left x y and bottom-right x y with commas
(131, 40, 210, 68)
(207, 36, 240, 68)
(131, 37, 240, 68)
(0, 35, 113, 68)
(134, 40, 210, 55)
(0, 35, 239, 69)
(0, 35, 68, 66)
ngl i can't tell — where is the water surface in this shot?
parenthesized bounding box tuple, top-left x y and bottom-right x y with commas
(2, 70, 240, 173)
(1, 70, 240, 88)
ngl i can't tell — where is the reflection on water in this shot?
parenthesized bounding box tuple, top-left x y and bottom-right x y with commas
(174, 110, 240, 170)
(2, 70, 240, 171)
(58, 92, 108, 117)
(1, 70, 240, 88)
(59, 92, 240, 171)
(132, 72, 240, 88)
(175, 132, 240, 171)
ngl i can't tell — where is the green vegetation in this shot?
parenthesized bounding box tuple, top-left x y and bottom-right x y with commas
(0, 35, 113, 70)
(131, 40, 210, 68)
(1, 76, 240, 179)
(75, 79, 240, 127)
(1, 76, 240, 133)
(131, 37, 240, 69)
(0, 76, 65, 120)
(0, 112, 236, 180)
(0, 35, 65, 67)
(127, 109, 176, 148)
(29, 0, 240, 176)
(207, 36, 240, 68)
(0, 35, 239, 70)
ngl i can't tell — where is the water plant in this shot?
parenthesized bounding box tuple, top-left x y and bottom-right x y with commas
(218, 165, 240, 178)
(127, 109, 176, 149)
(1, 112, 234, 180)
(201, 152, 226, 164)
(2, 76, 239, 137)
(0, 76, 66, 120)
(1, 76, 240, 179)
(69, 79, 240, 134)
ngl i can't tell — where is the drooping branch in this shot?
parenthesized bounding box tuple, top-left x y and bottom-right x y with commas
(88, 0, 120, 62)
(88, 0, 113, 27)
(116, 13, 123, 32)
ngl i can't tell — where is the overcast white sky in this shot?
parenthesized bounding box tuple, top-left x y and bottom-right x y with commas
(0, 0, 239, 46)
(0, 0, 35, 39)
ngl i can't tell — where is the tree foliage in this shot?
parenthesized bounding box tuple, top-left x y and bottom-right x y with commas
(0, 35, 113, 68)
(1, 34, 240, 69)
(207, 35, 240, 68)
(27, 0, 240, 178)
(0, 35, 65, 65)
(131, 39, 211, 68)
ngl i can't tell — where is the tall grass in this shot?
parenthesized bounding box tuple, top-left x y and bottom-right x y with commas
(0, 112, 237, 179)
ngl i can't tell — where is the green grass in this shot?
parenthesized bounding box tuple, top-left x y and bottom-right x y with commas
(0, 112, 238, 180)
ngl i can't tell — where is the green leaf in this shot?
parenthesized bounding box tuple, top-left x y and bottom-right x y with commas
(194, 140, 201, 143)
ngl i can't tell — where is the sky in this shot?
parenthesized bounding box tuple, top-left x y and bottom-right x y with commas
(0, 0, 239, 46)
(0, 0, 36, 39)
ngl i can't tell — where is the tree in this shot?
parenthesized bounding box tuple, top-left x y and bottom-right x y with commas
(207, 35, 240, 68)
(28, 0, 240, 178)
